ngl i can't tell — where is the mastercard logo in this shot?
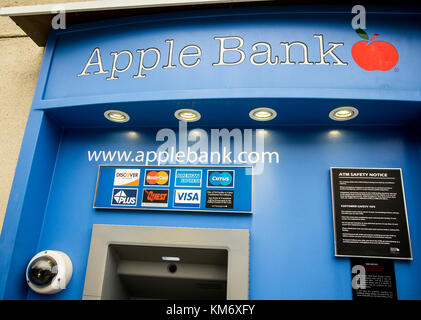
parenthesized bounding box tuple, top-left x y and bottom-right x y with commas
(145, 170, 170, 186)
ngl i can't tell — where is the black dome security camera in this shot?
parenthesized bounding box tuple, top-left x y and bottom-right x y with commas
(27, 256, 58, 286)
(26, 250, 72, 294)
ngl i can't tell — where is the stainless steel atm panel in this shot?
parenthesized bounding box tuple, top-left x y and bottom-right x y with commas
(83, 225, 249, 300)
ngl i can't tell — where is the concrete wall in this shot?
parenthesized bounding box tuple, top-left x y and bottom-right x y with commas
(0, 0, 88, 233)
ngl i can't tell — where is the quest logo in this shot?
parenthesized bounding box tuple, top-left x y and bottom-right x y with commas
(142, 189, 169, 207)
(207, 170, 234, 188)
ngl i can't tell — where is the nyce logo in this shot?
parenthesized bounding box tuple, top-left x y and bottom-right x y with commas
(174, 189, 201, 208)
(111, 188, 138, 206)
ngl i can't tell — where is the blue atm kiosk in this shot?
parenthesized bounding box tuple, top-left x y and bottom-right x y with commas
(0, 4, 421, 300)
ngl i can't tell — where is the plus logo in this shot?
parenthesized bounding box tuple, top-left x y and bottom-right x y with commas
(111, 188, 137, 206)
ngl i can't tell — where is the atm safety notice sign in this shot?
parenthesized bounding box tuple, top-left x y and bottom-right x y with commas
(94, 165, 252, 213)
(331, 167, 412, 260)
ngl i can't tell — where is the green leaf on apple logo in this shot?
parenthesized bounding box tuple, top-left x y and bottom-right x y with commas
(356, 28, 369, 40)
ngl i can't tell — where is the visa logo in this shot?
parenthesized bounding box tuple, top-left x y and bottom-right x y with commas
(174, 189, 201, 208)
(177, 192, 199, 201)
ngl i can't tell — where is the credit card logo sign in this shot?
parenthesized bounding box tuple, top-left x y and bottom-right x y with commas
(175, 169, 202, 187)
(142, 189, 169, 207)
(111, 188, 138, 206)
(174, 189, 201, 208)
(114, 169, 140, 186)
(207, 170, 234, 188)
(144, 169, 170, 186)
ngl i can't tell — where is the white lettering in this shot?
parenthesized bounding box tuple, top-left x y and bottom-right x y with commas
(213, 36, 246, 66)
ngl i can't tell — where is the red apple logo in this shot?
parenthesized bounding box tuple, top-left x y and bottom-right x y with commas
(351, 29, 399, 71)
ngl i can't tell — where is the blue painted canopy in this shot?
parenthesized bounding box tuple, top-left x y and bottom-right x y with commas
(32, 6, 421, 126)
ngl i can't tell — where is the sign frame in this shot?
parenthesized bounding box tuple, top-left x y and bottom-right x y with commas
(93, 165, 253, 214)
(330, 167, 413, 260)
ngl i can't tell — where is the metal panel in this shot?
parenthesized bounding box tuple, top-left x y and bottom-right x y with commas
(82, 225, 249, 299)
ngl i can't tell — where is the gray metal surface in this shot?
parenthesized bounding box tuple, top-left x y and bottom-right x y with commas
(82, 225, 249, 300)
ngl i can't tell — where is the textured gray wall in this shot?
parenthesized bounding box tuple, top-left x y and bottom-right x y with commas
(0, 0, 89, 233)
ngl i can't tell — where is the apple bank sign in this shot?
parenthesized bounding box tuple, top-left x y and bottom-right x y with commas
(77, 31, 399, 81)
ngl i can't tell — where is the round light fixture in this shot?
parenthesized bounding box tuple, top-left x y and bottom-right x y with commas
(329, 106, 359, 121)
(249, 107, 277, 121)
(104, 110, 130, 123)
(174, 108, 201, 122)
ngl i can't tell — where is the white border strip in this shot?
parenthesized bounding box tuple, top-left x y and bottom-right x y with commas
(0, 0, 269, 16)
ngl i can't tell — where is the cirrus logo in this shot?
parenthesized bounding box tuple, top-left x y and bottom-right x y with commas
(207, 170, 234, 188)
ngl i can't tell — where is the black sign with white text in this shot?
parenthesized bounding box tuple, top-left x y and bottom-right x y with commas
(331, 168, 412, 259)
(206, 190, 234, 209)
(351, 258, 397, 300)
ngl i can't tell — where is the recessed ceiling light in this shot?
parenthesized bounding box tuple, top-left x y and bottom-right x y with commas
(249, 107, 277, 121)
(104, 110, 130, 123)
(329, 106, 359, 121)
(174, 108, 201, 122)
